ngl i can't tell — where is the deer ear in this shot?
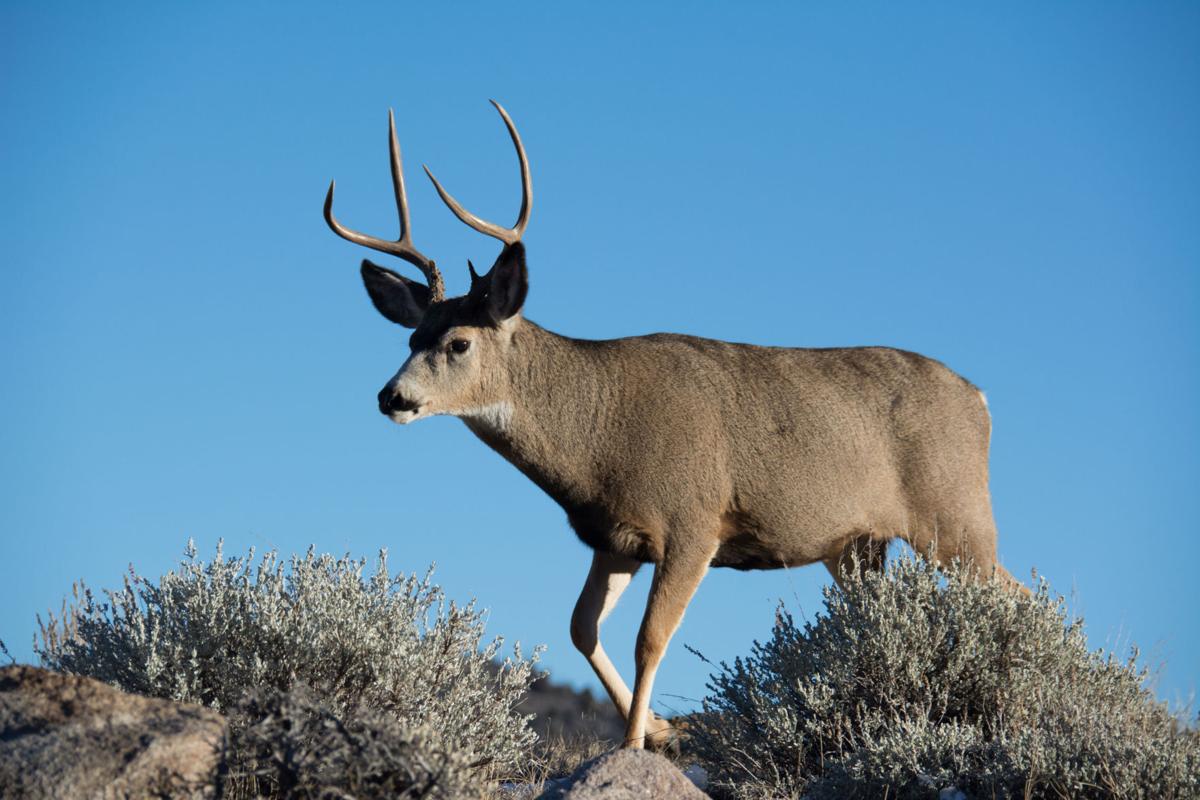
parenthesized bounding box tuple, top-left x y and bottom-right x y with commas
(361, 260, 430, 328)
(486, 243, 528, 323)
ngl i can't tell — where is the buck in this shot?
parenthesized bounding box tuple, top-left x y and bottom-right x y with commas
(324, 101, 1020, 750)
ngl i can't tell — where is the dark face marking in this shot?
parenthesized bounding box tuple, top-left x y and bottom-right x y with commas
(407, 293, 494, 353)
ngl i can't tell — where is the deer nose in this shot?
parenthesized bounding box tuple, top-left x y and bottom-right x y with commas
(378, 386, 419, 416)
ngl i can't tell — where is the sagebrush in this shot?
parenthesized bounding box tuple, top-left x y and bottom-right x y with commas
(36, 541, 539, 776)
(225, 683, 488, 799)
(688, 555, 1199, 800)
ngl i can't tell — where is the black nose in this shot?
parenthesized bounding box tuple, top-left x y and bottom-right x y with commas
(378, 386, 419, 416)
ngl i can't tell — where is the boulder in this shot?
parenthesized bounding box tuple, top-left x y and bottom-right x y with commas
(538, 748, 710, 799)
(0, 665, 225, 799)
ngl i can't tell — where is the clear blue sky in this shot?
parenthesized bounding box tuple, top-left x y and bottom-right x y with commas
(2, 2, 1197, 714)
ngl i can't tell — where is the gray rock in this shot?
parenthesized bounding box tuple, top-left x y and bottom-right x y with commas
(0, 665, 225, 799)
(681, 763, 708, 791)
(537, 749, 710, 799)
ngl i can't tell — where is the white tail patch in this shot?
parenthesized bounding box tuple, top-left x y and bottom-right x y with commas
(977, 389, 992, 442)
(457, 401, 514, 434)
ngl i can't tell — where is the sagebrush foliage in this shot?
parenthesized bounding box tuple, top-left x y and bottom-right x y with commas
(36, 541, 539, 774)
(689, 556, 1199, 800)
(226, 684, 488, 799)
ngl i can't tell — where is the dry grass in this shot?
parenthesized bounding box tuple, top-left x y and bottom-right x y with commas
(494, 731, 615, 798)
(219, 725, 629, 799)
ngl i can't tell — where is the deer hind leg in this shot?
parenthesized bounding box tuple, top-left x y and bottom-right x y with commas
(570, 551, 643, 722)
(823, 534, 888, 589)
(911, 515, 1029, 594)
(625, 539, 717, 750)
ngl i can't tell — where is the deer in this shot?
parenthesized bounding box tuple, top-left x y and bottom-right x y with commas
(323, 101, 1022, 750)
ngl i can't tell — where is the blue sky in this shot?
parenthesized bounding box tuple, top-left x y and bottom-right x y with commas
(1, 2, 1197, 714)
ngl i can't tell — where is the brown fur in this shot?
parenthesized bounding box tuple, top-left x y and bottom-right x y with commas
(468, 326, 997, 572)
(363, 244, 1016, 750)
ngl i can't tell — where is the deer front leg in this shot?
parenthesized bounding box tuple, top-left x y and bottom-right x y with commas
(570, 551, 643, 720)
(625, 540, 717, 750)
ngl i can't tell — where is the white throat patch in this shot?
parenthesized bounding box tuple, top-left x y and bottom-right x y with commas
(456, 401, 514, 434)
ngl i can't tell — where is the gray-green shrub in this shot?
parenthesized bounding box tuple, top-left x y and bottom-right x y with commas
(689, 555, 1199, 799)
(36, 541, 539, 775)
(226, 683, 488, 799)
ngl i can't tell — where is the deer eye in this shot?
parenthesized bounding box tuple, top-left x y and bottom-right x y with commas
(449, 339, 471, 354)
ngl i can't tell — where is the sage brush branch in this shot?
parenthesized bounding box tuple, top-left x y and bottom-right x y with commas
(689, 555, 1199, 800)
(36, 541, 539, 773)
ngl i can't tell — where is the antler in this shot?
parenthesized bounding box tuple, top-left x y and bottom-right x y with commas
(325, 110, 446, 302)
(423, 100, 532, 247)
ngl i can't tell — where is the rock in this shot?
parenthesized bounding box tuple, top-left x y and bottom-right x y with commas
(682, 763, 709, 790)
(537, 749, 710, 799)
(0, 665, 225, 799)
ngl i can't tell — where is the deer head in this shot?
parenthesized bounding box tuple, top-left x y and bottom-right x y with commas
(324, 102, 532, 427)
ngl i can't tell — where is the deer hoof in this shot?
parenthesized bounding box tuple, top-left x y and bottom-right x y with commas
(644, 714, 679, 754)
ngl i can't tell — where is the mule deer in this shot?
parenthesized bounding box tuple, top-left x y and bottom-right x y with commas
(324, 101, 1020, 749)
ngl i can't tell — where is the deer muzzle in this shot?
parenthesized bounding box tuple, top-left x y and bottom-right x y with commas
(378, 385, 421, 418)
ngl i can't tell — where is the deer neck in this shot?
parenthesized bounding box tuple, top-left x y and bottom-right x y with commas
(459, 319, 612, 507)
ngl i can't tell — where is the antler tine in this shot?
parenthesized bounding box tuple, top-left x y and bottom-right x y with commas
(423, 100, 533, 247)
(324, 110, 445, 301)
(387, 109, 414, 248)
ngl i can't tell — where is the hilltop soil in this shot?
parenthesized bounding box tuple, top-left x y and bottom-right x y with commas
(518, 671, 626, 743)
